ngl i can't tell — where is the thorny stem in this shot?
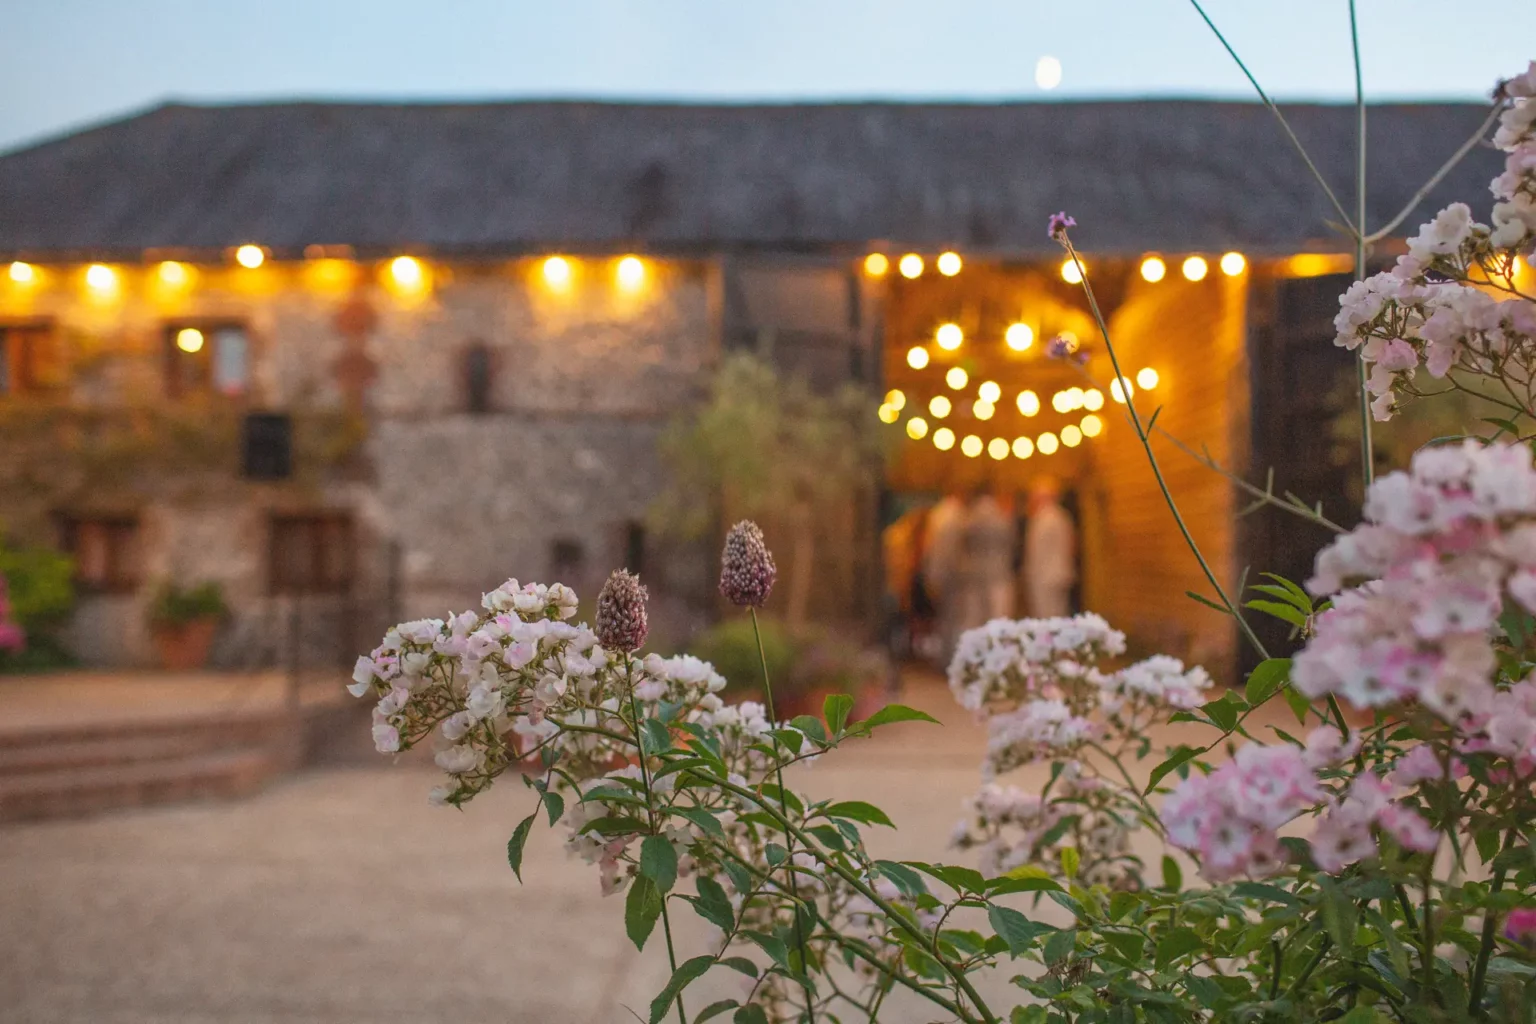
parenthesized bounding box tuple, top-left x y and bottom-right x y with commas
(750, 606, 817, 1023)
(624, 657, 688, 1024)
(1349, 0, 1375, 492)
(1058, 236, 1270, 662)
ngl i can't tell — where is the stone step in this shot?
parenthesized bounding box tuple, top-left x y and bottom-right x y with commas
(0, 708, 294, 752)
(0, 747, 284, 824)
(0, 723, 292, 776)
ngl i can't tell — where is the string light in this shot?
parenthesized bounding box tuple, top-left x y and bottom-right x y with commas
(176, 327, 205, 353)
(885, 389, 906, 411)
(1182, 255, 1208, 281)
(1061, 424, 1083, 447)
(899, 254, 924, 279)
(8, 261, 35, 284)
(907, 346, 930, 369)
(978, 380, 1001, 403)
(1037, 432, 1060, 455)
(929, 395, 952, 418)
(1060, 259, 1083, 284)
(946, 367, 969, 390)
(864, 253, 889, 276)
(1012, 436, 1034, 459)
(1220, 252, 1246, 276)
(1110, 377, 1134, 403)
(1016, 390, 1041, 416)
(1051, 390, 1073, 413)
(960, 435, 983, 458)
(235, 245, 265, 269)
(542, 256, 572, 288)
(157, 261, 189, 286)
(1005, 323, 1033, 351)
(1136, 367, 1160, 390)
(616, 255, 646, 291)
(1140, 256, 1166, 283)
(906, 417, 929, 440)
(973, 399, 996, 420)
(936, 251, 963, 276)
(933, 427, 956, 451)
(1081, 414, 1104, 437)
(85, 264, 117, 293)
(936, 323, 963, 350)
(878, 403, 900, 424)
(987, 437, 1009, 460)
(1083, 389, 1104, 411)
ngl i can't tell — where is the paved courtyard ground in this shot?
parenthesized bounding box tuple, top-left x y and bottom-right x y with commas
(0, 675, 1271, 1023)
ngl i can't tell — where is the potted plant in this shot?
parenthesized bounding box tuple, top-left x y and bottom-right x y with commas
(147, 581, 227, 671)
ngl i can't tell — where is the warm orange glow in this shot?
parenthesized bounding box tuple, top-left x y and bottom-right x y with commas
(906, 417, 929, 440)
(960, 434, 983, 458)
(936, 251, 963, 276)
(542, 256, 573, 288)
(1005, 322, 1033, 351)
(1012, 436, 1034, 459)
(84, 264, 117, 293)
(389, 256, 425, 289)
(878, 403, 900, 424)
(1111, 377, 1134, 404)
(1283, 253, 1352, 278)
(899, 254, 924, 279)
(928, 395, 952, 418)
(885, 388, 906, 411)
(864, 253, 889, 277)
(1061, 424, 1083, 448)
(907, 346, 930, 369)
(156, 261, 189, 287)
(7, 261, 35, 284)
(978, 380, 1001, 403)
(1081, 414, 1104, 437)
(933, 427, 956, 451)
(616, 255, 646, 291)
(1140, 256, 1166, 283)
(235, 245, 265, 269)
(936, 323, 964, 350)
(987, 437, 1009, 460)
(945, 367, 968, 390)
(1036, 432, 1059, 455)
(1060, 259, 1083, 284)
(1182, 256, 1208, 281)
(1220, 252, 1247, 276)
(1137, 367, 1160, 390)
(176, 327, 205, 353)
(973, 399, 996, 421)
(1016, 390, 1041, 417)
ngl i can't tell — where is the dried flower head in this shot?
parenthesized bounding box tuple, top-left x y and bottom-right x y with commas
(719, 520, 777, 608)
(595, 569, 649, 653)
(1047, 211, 1077, 241)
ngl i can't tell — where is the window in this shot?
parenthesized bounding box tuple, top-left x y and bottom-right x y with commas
(268, 513, 354, 594)
(0, 321, 66, 394)
(463, 342, 492, 414)
(164, 322, 250, 397)
(57, 514, 140, 592)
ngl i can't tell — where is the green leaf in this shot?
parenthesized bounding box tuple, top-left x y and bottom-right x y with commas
(873, 859, 927, 899)
(1185, 590, 1230, 615)
(854, 703, 940, 731)
(1231, 881, 1300, 905)
(1154, 927, 1205, 968)
(642, 718, 672, 756)
(765, 842, 787, 866)
(507, 811, 537, 882)
(1145, 746, 1199, 794)
(1102, 930, 1144, 963)
(823, 800, 895, 828)
(626, 875, 664, 950)
(695, 999, 740, 1022)
(718, 956, 758, 978)
(651, 757, 714, 781)
(1160, 855, 1182, 892)
(741, 931, 789, 970)
(1043, 927, 1077, 964)
(822, 693, 855, 736)
(672, 806, 724, 838)
(690, 875, 735, 929)
(732, 1006, 769, 1024)
(988, 904, 1053, 957)
(1059, 846, 1080, 879)
(1283, 684, 1312, 725)
(788, 715, 828, 745)
(1244, 658, 1291, 706)
(1200, 696, 1240, 733)
(578, 814, 649, 837)
(641, 835, 679, 894)
(1260, 572, 1313, 609)
(987, 876, 1064, 896)
(1245, 599, 1308, 627)
(908, 861, 986, 894)
(541, 790, 565, 826)
(1249, 583, 1311, 612)
(649, 955, 714, 1024)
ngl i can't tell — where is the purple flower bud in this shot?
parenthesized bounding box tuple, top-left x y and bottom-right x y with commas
(1046, 333, 1079, 360)
(719, 520, 777, 608)
(1047, 211, 1077, 241)
(1506, 907, 1536, 945)
(595, 569, 649, 653)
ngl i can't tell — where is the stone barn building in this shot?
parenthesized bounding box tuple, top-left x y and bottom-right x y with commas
(0, 99, 1511, 678)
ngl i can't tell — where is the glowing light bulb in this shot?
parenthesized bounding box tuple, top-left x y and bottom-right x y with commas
(885, 388, 906, 411)
(907, 346, 930, 370)
(878, 404, 900, 424)
(987, 437, 1009, 460)
(961, 435, 983, 458)
(973, 399, 996, 420)
(1065, 387, 1084, 410)
(1051, 390, 1072, 414)
(85, 264, 117, 292)
(1081, 414, 1104, 438)
(616, 255, 646, 291)
(899, 254, 924, 279)
(542, 256, 572, 288)
(929, 395, 952, 418)
(1220, 252, 1246, 276)
(1061, 424, 1083, 448)
(1012, 437, 1034, 459)
(8, 261, 35, 284)
(936, 251, 962, 276)
(946, 367, 968, 390)
(1111, 378, 1134, 403)
(936, 323, 963, 350)
(1140, 256, 1166, 283)
(933, 427, 956, 451)
(1136, 367, 1160, 390)
(1083, 389, 1104, 411)
(1037, 432, 1060, 455)
(1016, 390, 1041, 417)
(864, 253, 889, 276)
(1182, 255, 1208, 281)
(978, 380, 1001, 403)
(235, 245, 265, 269)
(389, 256, 424, 289)
(1035, 55, 1062, 90)
(1060, 259, 1083, 284)
(906, 417, 929, 440)
(157, 261, 189, 286)
(175, 327, 205, 353)
(1005, 322, 1034, 351)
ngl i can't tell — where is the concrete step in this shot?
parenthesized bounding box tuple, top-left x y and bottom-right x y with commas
(0, 714, 298, 776)
(0, 707, 294, 752)
(0, 747, 285, 823)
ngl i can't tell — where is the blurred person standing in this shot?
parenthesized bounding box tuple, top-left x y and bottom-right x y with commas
(1022, 477, 1076, 618)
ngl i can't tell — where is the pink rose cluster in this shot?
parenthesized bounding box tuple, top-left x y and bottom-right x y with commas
(1294, 441, 1536, 720)
(1332, 62, 1536, 422)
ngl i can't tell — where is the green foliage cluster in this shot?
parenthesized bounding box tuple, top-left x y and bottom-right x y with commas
(147, 580, 228, 628)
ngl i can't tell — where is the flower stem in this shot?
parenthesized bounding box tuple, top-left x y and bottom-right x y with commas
(749, 606, 817, 1023)
(1348, 0, 1375, 492)
(1467, 829, 1516, 1016)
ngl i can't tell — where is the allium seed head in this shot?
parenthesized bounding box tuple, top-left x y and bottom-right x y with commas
(595, 569, 649, 653)
(719, 520, 777, 608)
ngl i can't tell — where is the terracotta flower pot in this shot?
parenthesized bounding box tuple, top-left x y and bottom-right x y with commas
(151, 617, 220, 672)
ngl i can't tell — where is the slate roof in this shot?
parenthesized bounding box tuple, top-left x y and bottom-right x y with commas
(0, 98, 1505, 260)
